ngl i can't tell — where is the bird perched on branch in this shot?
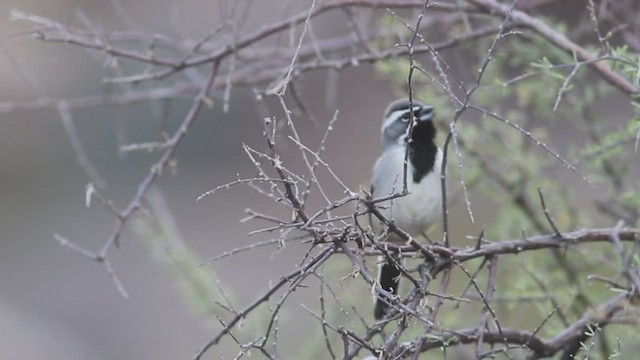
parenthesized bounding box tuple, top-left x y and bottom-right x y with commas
(370, 98, 443, 319)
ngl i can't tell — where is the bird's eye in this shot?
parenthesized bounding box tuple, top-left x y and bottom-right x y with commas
(400, 115, 410, 122)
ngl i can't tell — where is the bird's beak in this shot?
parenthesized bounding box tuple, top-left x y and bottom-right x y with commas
(416, 105, 434, 122)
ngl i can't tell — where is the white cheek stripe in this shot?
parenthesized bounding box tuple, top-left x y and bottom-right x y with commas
(382, 106, 422, 130)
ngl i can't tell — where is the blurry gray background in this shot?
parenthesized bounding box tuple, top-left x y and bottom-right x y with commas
(0, 1, 453, 359)
(3, 0, 606, 358)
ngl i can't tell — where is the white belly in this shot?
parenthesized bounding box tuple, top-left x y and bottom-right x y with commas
(371, 148, 443, 240)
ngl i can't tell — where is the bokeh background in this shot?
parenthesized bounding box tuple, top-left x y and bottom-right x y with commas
(0, 1, 451, 358)
(1, 0, 635, 359)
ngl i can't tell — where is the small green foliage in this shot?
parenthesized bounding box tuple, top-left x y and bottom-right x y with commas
(373, 8, 639, 359)
(531, 57, 566, 82)
(608, 337, 623, 359)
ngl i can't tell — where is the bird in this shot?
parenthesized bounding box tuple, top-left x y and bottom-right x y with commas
(369, 98, 443, 320)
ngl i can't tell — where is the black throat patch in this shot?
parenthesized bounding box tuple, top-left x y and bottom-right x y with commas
(409, 121, 438, 183)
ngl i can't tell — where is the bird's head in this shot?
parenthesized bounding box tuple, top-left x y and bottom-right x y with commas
(381, 99, 435, 149)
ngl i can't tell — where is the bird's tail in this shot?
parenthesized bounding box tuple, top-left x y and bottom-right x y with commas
(374, 255, 402, 319)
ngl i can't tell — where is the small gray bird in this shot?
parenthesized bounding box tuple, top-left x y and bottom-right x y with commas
(370, 99, 443, 319)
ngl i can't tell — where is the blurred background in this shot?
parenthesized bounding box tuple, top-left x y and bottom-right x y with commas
(0, 1, 428, 358)
(1, 0, 637, 359)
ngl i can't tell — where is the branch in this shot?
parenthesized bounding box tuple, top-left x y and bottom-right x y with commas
(95, 60, 221, 259)
(192, 245, 337, 360)
(344, 227, 639, 263)
(467, 0, 638, 95)
(409, 293, 634, 358)
(454, 227, 638, 262)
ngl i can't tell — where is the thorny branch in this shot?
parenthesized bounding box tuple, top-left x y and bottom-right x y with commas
(3, 0, 640, 359)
